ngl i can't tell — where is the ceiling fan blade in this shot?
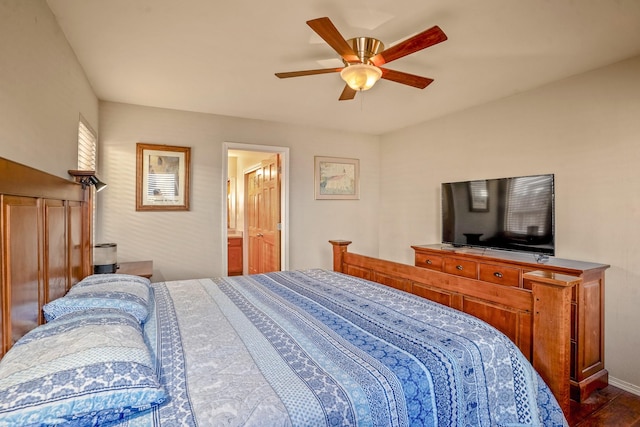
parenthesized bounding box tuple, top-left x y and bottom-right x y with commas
(275, 68, 342, 78)
(371, 26, 447, 66)
(380, 68, 434, 89)
(339, 84, 357, 101)
(307, 17, 360, 63)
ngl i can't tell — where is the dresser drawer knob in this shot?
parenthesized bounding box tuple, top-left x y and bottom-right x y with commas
(494, 272, 503, 278)
(426, 259, 432, 265)
(456, 265, 463, 271)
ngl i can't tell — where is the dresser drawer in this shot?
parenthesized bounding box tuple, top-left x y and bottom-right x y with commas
(478, 263, 521, 287)
(443, 257, 478, 279)
(415, 253, 443, 271)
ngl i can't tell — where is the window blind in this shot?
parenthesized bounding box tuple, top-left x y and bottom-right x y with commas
(78, 115, 97, 170)
(77, 115, 98, 246)
(505, 175, 552, 236)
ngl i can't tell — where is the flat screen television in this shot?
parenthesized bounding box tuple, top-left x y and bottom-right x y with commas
(441, 174, 554, 255)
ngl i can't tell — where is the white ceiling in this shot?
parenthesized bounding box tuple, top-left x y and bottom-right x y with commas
(46, 0, 640, 135)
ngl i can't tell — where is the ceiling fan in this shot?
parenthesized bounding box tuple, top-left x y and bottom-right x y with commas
(275, 17, 447, 101)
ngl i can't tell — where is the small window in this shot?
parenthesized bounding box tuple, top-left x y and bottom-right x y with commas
(77, 115, 98, 243)
(78, 115, 97, 170)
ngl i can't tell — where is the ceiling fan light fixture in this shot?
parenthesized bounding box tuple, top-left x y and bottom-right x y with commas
(340, 63, 382, 91)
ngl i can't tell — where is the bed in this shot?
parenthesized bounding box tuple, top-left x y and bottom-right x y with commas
(0, 270, 567, 426)
(0, 157, 573, 425)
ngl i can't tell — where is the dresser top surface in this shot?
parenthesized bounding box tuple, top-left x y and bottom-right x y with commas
(412, 244, 610, 272)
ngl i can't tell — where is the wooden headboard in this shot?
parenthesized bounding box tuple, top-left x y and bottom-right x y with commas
(0, 157, 92, 357)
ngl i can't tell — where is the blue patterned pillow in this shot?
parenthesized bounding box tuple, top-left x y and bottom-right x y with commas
(43, 274, 151, 323)
(75, 273, 151, 288)
(0, 309, 166, 426)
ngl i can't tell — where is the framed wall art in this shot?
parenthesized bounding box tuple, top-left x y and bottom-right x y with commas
(314, 156, 360, 200)
(136, 143, 191, 211)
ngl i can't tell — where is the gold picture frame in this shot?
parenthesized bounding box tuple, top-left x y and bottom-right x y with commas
(314, 156, 360, 200)
(136, 143, 191, 211)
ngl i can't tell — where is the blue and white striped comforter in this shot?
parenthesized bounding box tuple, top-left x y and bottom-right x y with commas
(127, 269, 567, 426)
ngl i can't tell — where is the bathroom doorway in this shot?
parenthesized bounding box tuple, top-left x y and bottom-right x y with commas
(223, 142, 289, 275)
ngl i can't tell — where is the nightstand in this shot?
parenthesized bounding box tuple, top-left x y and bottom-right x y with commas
(117, 261, 153, 279)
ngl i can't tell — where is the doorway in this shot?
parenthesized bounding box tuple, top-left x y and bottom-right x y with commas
(222, 142, 289, 275)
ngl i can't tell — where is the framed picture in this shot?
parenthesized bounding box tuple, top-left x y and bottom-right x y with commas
(468, 180, 489, 212)
(136, 143, 191, 211)
(314, 156, 360, 200)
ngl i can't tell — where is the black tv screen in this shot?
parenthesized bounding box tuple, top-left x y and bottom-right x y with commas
(441, 174, 554, 255)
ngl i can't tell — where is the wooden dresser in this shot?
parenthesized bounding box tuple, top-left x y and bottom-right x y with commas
(412, 244, 609, 402)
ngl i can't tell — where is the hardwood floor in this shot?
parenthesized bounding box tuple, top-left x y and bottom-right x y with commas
(569, 386, 640, 426)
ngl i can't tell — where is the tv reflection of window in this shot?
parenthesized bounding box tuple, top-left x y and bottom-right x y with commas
(504, 176, 552, 241)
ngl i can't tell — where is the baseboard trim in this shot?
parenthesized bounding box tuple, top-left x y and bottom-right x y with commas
(609, 376, 640, 396)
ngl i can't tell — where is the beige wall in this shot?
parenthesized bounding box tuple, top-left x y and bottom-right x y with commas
(97, 102, 380, 281)
(0, 0, 98, 177)
(379, 55, 640, 393)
